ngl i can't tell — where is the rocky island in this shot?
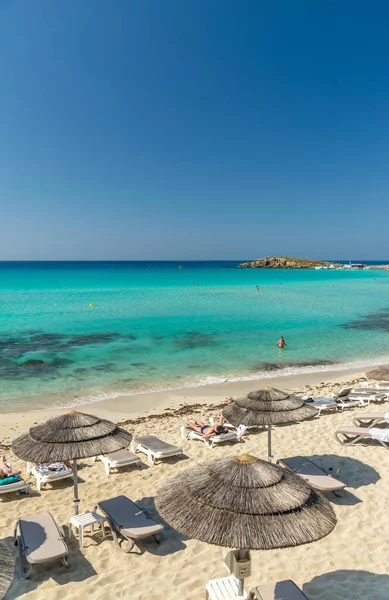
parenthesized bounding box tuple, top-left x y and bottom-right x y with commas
(239, 256, 341, 269)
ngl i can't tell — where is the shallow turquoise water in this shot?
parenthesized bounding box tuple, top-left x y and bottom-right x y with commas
(1, 261, 389, 411)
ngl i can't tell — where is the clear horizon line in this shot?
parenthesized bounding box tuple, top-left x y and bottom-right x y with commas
(0, 258, 388, 263)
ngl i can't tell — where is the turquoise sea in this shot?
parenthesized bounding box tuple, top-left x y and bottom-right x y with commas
(1, 261, 389, 412)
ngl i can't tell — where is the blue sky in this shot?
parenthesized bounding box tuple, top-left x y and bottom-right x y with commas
(1, 0, 389, 260)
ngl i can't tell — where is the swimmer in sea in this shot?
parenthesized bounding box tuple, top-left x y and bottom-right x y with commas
(256, 285, 259, 292)
(275, 336, 286, 348)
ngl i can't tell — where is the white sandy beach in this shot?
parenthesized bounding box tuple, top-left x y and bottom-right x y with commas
(2, 368, 389, 599)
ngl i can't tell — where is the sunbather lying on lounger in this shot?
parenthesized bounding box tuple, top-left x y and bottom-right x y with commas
(0, 455, 21, 479)
(39, 461, 72, 471)
(186, 418, 229, 438)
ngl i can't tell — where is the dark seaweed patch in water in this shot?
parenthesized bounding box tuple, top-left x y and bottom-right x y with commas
(20, 359, 51, 367)
(341, 309, 389, 332)
(0, 356, 73, 380)
(130, 362, 147, 367)
(174, 332, 217, 350)
(91, 363, 115, 371)
(0, 339, 36, 354)
(0, 329, 135, 381)
(69, 333, 123, 346)
(17, 357, 72, 370)
(0, 331, 70, 355)
(29, 333, 68, 344)
(0, 330, 134, 359)
(251, 359, 335, 373)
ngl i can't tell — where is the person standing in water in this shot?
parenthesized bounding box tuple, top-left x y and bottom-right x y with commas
(255, 285, 259, 292)
(275, 336, 286, 348)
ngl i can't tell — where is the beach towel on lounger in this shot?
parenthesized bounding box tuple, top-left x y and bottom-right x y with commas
(370, 428, 389, 443)
(0, 475, 20, 486)
(39, 462, 68, 473)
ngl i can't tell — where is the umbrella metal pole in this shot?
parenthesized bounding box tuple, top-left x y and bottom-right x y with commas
(72, 459, 80, 516)
(237, 577, 244, 597)
(238, 549, 245, 597)
(267, 425, 273, 462)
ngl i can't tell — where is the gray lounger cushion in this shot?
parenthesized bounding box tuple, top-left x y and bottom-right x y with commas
(19, 512, 68, 564)
(279, 456, 346, 492)
(337, 426, 370, 435)
(133, 435, 180, 454)
(250, 579, 309, 600)
(103, 450, 140, 464)
(98, 495, 164, 540)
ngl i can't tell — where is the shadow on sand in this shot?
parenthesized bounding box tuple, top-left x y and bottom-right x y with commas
(136, 496, 188, 556)
(4, 536, 96, 600)
(305, 454, 380, 488)
(303, 570, 389, 599)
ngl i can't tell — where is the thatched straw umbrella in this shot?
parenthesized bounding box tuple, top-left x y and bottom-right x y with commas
(157, 454, 336, 595)
(366, 365, 389, 381)
(12, 410, 131, 515)
(222, 387, 318, 462)
(0, 540, 14, 599)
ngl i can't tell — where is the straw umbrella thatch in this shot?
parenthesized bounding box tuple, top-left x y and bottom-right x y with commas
(156, 454, 336, 594)
(12, 410, 131, 515)
(366, 365, 389, 381)
(0, 540, 14, 599)
(222, 387, 318, 461)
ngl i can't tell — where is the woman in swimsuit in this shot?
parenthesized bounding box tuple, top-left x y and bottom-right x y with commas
(275, 336, 286, 348)
(187, 417, 228, 438)
(0, 455, 21, 479)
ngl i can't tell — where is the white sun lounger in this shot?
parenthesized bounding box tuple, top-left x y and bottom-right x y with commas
(206, 575, 247, 599)
(180, 425, 247, 449)
(131, 434, 183, 465)
(14, 512, 69, 578)
(96, 495, 164, 553)
(360, 381, 389, 391)
(337, 387, 387, 403)
(313, 389, 370, 411)
(329, 387, 380, 410)
(0, 477, 31, 497)
(94, 450, 141, 475)
(335, 426, 389, 448)
(337, 398, 368, 410)
(277, 456, 346, 495)
(353, 412, 389, 427)
(27, 462, 74, 492)
(305, 400, 338, 415)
